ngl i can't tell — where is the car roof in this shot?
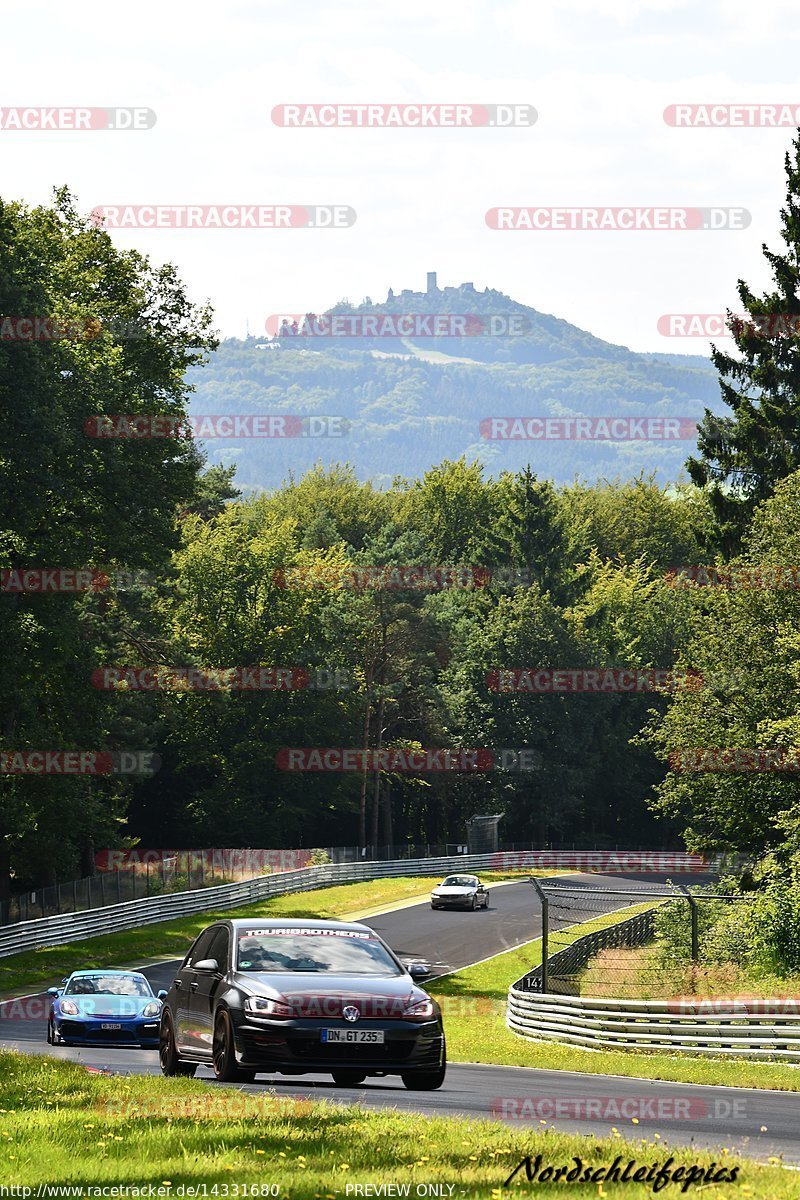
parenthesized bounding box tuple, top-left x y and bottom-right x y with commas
(442, 874, 478, 880)
(228, 918, 374, 933)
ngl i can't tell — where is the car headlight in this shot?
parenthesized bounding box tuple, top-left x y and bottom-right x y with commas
(243, 995, 292, 1019)
(60, 1000, 79, 1016)
(142, 1001, 161, 1018)
(402, 997, 436, 1022)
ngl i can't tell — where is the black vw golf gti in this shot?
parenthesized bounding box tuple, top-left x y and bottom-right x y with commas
(159, 918, 446, 1089)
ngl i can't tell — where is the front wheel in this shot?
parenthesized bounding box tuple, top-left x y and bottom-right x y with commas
(330, 1071, 367, 1086)
(470, 896, 477, 911)
(160, 1012, 196, 1077)
(212, 1010, 254, 1083)
(401, 1061, 446, 1091)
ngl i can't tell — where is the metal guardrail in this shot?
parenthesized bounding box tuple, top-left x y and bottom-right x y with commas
(0, 851, 534, 960)
(0, 849, 718, 962)
(507, 905, 800, 1061)
(506, 989, 800, 1061)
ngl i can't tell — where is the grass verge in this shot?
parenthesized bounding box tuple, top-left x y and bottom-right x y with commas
(432, 907, 800, 1092)
(0, 1051, 790, 1195)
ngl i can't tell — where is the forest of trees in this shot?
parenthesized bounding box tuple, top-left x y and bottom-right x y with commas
(4, 132, 800, 900)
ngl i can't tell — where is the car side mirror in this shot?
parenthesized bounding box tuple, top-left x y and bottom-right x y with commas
(408, 963, 431, 981)
(47, 987, 60, 997)
(157, 989, 168, 1000)
(193, 958, 219, 973)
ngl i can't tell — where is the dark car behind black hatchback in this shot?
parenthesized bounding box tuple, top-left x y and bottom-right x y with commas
(159, 918, 446, 1089)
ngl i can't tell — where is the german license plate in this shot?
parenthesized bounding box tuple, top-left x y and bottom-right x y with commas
(322, 1029, 385, 1044)
(101, 1023, 121, 1030)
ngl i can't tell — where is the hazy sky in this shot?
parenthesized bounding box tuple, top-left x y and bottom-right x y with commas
(3, 0, 799, 352)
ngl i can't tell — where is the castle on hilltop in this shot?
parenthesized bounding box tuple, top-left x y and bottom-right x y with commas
(386, 273, 482, 302)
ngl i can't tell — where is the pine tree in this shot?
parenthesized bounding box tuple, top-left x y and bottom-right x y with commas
(687, 132, 800, 549)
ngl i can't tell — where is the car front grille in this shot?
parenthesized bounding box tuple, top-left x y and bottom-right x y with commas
(240, 1027, 442, 1068)
(58, 1020, 156, 1041)
(290, 1036, 415, 1062)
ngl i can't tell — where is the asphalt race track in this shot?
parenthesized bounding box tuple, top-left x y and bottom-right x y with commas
(3, 871, 798, 1164)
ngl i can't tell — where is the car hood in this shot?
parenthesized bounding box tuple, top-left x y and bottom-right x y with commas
(57, 996, 156, 1018)
(233, 971, 430, 1018)
(432, 885, 474, 896)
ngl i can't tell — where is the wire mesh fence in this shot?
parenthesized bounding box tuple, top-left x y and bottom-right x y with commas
(526, 879, 749, 998)
(0, 854, 269, 926)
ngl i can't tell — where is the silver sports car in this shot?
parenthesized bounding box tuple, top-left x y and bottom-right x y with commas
(430, 874, 490, 910)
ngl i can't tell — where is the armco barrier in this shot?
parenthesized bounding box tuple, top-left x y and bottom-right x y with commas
(0, 850, 715, 961)
(506, 989, 800, 1061)
(507, 905, 800, 1061)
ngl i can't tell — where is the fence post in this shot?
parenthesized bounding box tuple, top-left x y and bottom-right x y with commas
(678, 885, 699, 992)
(530, 877, 549, 993)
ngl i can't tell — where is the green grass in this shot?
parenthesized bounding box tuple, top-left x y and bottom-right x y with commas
(0, 1051, 790, 1195)
(0, 872, 564, 998)
(432, 906, 800, 1092)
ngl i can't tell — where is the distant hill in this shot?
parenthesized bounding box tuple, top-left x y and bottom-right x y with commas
(187, 279, 720, 489)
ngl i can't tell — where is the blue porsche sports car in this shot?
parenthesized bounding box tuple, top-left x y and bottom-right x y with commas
(47, 970, 167, 1047)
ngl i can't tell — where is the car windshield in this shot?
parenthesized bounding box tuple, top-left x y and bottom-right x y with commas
(441, 876, 475, 887)
(65, 974, 152, 997)
(236, 929, 403, 975)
